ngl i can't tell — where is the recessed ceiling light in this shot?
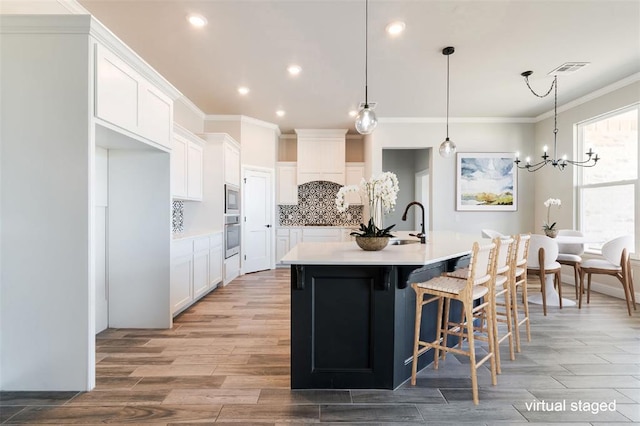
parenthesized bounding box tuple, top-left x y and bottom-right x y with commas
(349, 110, 358, 117)
(287, 65, 302, 76)
(386, 21, 405, 36)
(276, 110, 286, 117)
(187, 14, 207, 28)
(237, 86, 249, 95)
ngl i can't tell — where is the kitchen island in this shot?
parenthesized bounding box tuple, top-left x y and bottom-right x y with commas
(281, 231, 480, 390)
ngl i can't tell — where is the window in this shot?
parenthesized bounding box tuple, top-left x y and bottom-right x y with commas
(577, 104, 638, 255)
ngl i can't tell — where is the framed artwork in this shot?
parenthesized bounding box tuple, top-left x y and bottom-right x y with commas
(456, 152, 517, 211)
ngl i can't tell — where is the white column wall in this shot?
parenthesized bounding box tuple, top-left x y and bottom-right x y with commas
(0, 33, 93, 390)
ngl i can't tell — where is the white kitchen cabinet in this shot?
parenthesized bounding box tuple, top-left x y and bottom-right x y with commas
(345, 162, 365, 205)
(192, 238, 210, 299)
(171, 232, 222, 316)
(170, 239, 193, 314)
(95, 44, 172, 149)
(296, 129, 347, 185)
(209, 233, 223, 288)
(277, 162, 298, 205)
(172, 128, 204, 201)
(224, 141, 241, 186)
(224, 253, 240, 285)
(276, 228, 304, 266)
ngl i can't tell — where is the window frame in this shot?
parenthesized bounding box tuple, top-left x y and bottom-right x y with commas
(575, 103, 639, 258)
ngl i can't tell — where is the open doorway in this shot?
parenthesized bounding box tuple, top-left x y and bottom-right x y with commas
(382, 148, 431, 231)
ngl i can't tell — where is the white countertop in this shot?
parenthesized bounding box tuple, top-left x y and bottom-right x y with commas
(281, 231, 480, 266)
(172, 229, 223, 241)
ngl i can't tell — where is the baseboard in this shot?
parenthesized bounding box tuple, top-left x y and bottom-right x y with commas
(561, 272, 639, 302)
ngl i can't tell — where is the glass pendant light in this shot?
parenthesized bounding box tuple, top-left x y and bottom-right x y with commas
(439, 46, 456, 158)
(355, 0, 377, 135)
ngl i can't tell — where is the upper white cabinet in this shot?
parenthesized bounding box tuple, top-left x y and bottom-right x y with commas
(345, 162, 365, 205)
(95, 45, 173, 149)
(277, 162, 298, 205)
(224, 141, 241, 186)
(295, 129, 347, 185)
(172, 125, 204, 201)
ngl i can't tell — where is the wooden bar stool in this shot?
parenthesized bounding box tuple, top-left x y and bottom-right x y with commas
(410, 241, 498, 405)
(492, 237, 516, 373)
(511, 233, 531, 352)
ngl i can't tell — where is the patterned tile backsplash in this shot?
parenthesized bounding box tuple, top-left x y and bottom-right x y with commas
(278, 181, 363, 226)
(172, 200, 184, 233)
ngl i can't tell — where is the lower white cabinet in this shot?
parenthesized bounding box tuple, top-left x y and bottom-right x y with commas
(171, 232, 223, 316)
(224, 254, 240, 285)
(277, 227, 358, 265)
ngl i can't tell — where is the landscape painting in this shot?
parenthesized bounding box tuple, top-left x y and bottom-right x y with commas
(456, 152, 517, 211)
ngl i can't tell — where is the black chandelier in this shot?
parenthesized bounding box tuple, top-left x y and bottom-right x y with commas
(514, 71, 600, 172)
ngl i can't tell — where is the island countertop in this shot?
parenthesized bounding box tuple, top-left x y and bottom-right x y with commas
(281, 230, 480, 266)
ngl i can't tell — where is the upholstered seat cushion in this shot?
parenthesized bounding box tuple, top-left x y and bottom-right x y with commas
(416, 276, 489, 299)
(527, 261, 562, 272)
(557, 253, 582, 263)
(581, 258, 621, 271)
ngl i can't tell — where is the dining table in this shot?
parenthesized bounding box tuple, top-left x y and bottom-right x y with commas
(527, 234, 601, 308)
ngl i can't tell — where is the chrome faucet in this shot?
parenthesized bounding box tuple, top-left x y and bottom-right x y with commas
(401, 201, 426, 244)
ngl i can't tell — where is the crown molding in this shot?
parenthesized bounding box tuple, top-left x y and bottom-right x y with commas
(378, 117, 536, 124)
(0, 15, 183, 101)
(535, 72, 640, 122)
(58, 0, 89, 14)
(176, 96, 206, 121)
(294, 129, 349, 137)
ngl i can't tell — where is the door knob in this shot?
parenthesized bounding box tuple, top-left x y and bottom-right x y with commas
(265, 224, 271, 228)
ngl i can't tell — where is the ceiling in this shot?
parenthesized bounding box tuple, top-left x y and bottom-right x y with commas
(71, 1, 640, 133)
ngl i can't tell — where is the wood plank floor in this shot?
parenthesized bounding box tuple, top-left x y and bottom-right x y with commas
(2, 268, 639, 424)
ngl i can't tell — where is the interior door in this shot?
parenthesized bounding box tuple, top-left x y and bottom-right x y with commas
(243, 168, 273, 273)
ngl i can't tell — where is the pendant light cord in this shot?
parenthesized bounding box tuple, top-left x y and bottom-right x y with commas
(364, 0, 369, 105)
(445, 52, 450, 138)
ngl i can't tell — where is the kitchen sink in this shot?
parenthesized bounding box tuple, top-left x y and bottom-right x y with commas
(389, 239, 421, 245)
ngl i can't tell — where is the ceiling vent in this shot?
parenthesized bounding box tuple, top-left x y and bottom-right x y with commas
(547, 62, 590, 75)
(358, 101, 378, 109)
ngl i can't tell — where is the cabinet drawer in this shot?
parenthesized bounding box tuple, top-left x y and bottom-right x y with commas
(193, 236, 210, 252)
(172, 239, 193, 258)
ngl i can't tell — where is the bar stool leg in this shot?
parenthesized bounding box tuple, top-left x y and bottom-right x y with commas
(411, 290, 424, 385)
(433, 296, 444, 369)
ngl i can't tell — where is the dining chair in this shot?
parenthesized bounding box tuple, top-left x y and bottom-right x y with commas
(579, 235, 636, 316)
(557, 229, 585, 299)
(411, 241, 498, 404)
(527, 234, 562, 316)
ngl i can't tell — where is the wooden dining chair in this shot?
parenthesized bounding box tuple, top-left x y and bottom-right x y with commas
(527, 234, 562, 316)
(579, 235, 636, 316)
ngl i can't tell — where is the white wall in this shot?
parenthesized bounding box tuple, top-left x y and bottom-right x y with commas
(369, 121, 536, 236)
(382, 149, 419, 230)
(240, 120, 278, 170)
(1, 30, 93, 390)
(174, 97, 204, 135)
(204, 119, 241, 142)
(533, 79, 640, 299)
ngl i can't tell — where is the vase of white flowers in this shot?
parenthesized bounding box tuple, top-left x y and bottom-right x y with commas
(335, 171, 400, 228)
(543, 198, 561, 238)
